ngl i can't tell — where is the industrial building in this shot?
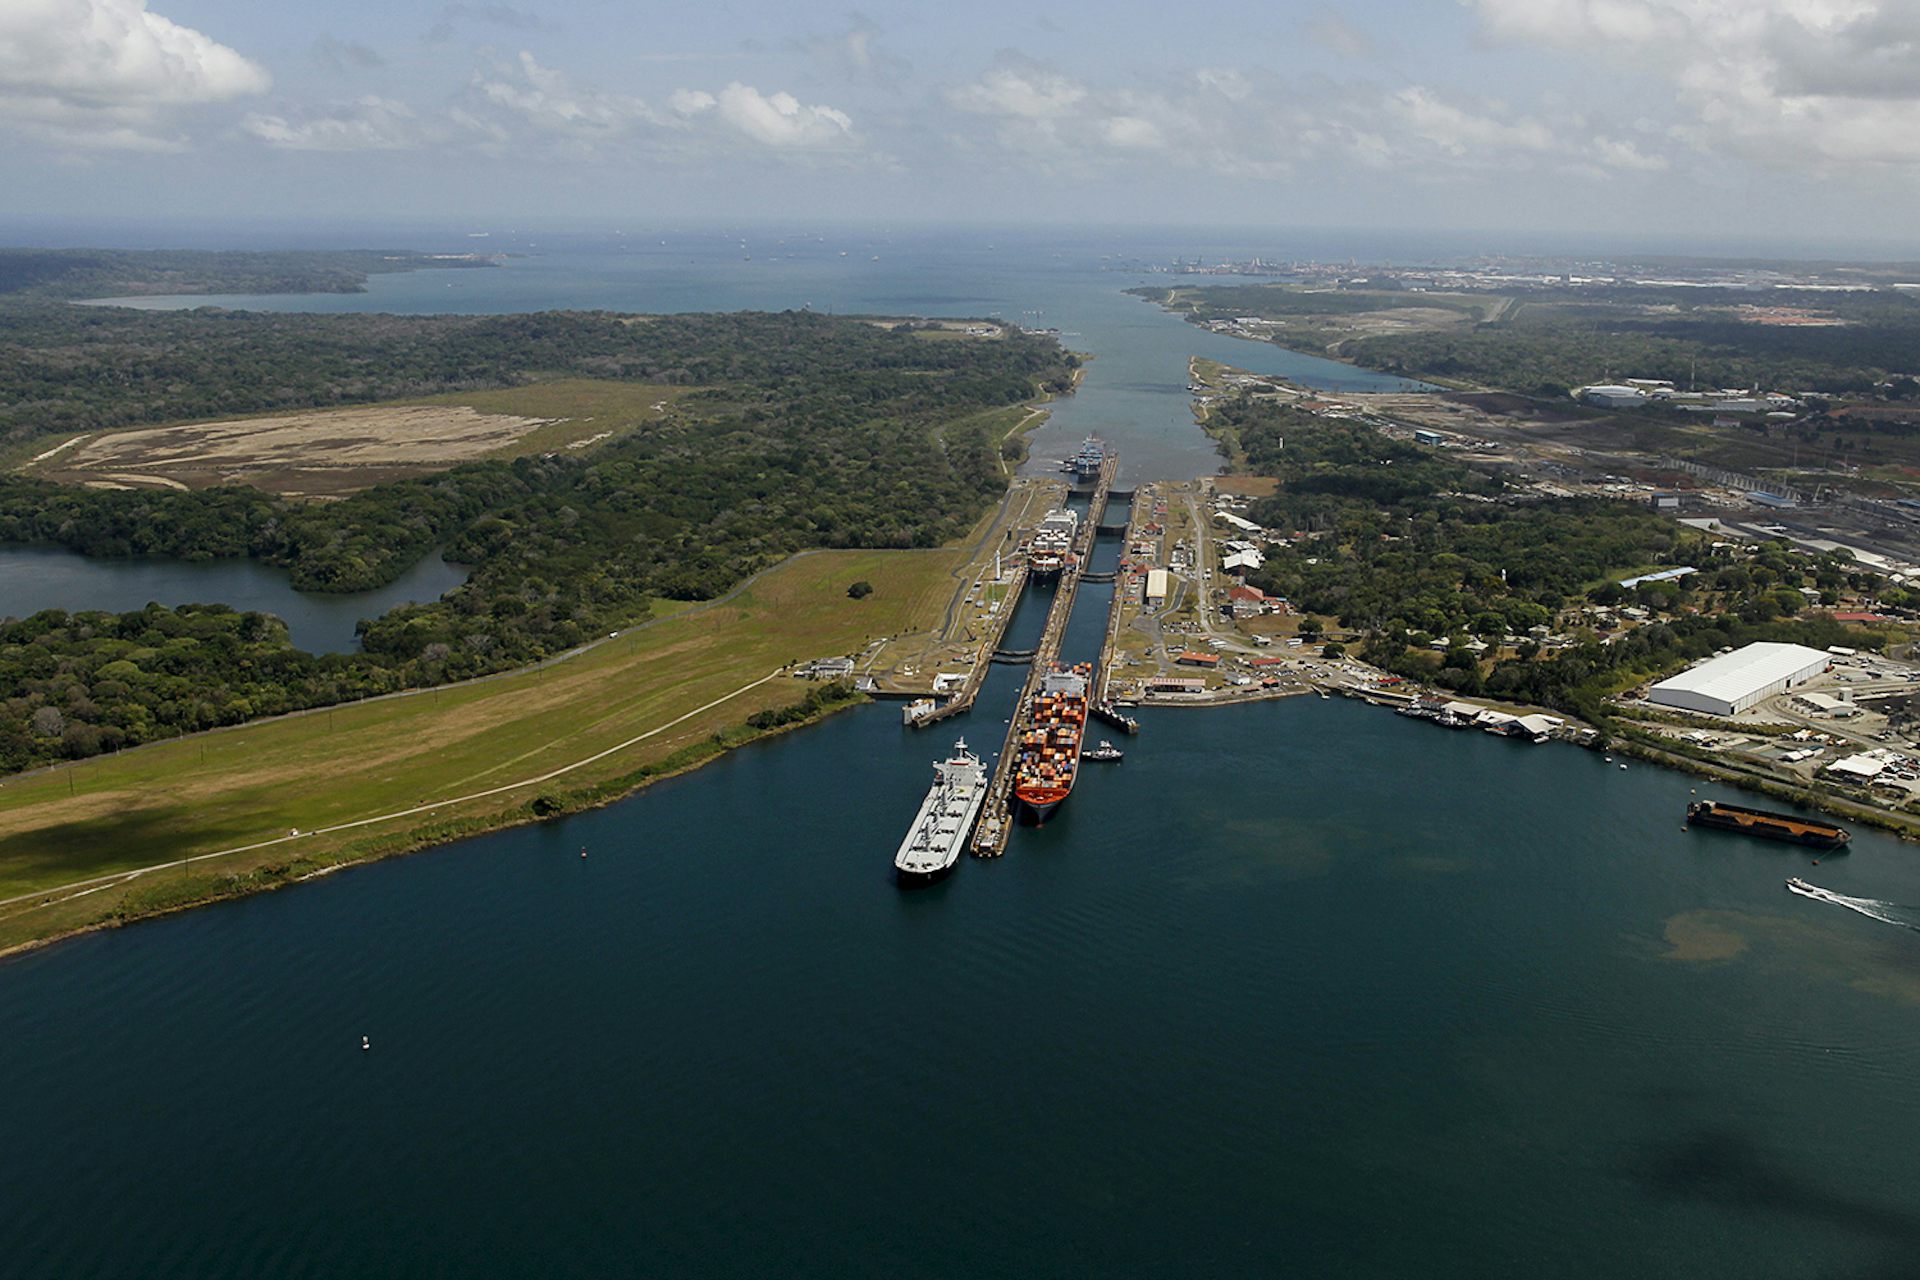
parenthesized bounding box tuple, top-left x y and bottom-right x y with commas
(1580, 384, 1648, 409)
(1618, 566, 1697, 589)
(1213, 510, 1262, 534)
(1645, 642, 1831, 717)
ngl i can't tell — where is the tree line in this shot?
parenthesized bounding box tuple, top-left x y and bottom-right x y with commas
(1217, 396, 1890, 722)
(0, 311, 1078, 773)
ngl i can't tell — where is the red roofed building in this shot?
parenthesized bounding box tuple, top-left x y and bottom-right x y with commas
(1830, 611, 1894, 624)
(1175, 651, 1221, 667)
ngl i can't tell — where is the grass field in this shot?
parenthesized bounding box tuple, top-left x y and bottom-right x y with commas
(0, 545, 957, 954)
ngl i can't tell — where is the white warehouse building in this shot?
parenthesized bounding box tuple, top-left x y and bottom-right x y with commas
(1645, 641, 1832, 717)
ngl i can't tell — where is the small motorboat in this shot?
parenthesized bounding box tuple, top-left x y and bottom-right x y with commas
(1085, 740, 1124, 762)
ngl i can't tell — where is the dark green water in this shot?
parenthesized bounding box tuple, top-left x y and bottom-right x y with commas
(7, 691, 1920, 1277)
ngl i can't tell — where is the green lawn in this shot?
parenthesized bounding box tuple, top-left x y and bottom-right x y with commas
(0, 546, 957, 950)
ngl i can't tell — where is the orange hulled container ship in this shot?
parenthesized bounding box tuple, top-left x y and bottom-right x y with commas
(1013, 663, 1092, 824)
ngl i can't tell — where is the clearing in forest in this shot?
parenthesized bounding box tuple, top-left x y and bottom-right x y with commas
(23, 379, 685, 498)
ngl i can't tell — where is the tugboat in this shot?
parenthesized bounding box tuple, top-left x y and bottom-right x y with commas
(1085, 739, 1124, 762)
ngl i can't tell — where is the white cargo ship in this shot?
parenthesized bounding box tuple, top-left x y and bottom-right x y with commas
(1029, 507, 1079, 580)
(894, 739, 988, 884)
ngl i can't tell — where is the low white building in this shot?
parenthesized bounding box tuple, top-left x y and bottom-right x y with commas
(1213, 510, 1262, 534)
(1645, 642, 1830, 716)
(1581, 384, 1648, 409)
(1828, 753, 1889, 782)
(1797, 691, 1858, 718)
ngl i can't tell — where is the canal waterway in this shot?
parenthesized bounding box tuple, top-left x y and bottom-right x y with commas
(7, 230, 1920, 1276)
(7, 693, 1920, 1277)
(88, 227, 1431, 486)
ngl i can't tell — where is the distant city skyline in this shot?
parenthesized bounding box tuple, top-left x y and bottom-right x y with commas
(6, 0, 1920, 248)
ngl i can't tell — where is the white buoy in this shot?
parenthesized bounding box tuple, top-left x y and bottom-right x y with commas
(580, 847, 587, 859)
(361, 1036, 370, 1051)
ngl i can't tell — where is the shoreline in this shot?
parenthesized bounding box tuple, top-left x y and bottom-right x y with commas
(0, 689, 862, 963)
(0, 368, 1080, 961)
(1135, 286, 1471, 392)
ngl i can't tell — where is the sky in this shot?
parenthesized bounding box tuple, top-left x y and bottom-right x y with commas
(5, 0, 1920, 249)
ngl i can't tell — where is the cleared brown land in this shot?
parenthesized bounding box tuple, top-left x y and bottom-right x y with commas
(29, 404, 557, 497)
(22, 379, 689, 498)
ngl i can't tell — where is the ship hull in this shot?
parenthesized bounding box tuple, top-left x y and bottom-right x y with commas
(894, 741, 988, 884)
(1687, 802, 1850, 850)
(1015, 786, 1071, 824)
(895, 859, 960, 887)
(1010, 662, 1091, 828)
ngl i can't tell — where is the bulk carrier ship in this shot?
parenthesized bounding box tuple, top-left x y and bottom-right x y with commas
(894, 739, 988, 884)
(1012, 664, 1092, 824)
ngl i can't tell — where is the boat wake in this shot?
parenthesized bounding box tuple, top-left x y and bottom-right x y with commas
(1786, 879, 1920, 932)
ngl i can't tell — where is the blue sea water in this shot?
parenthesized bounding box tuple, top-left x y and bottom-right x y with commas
(4, 228, 1920, 1277)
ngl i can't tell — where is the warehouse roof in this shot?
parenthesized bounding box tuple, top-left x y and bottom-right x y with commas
(1648, 642, 1830, 705)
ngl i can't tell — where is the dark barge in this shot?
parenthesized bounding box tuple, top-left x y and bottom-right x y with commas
(1686, 800, 1850, 850)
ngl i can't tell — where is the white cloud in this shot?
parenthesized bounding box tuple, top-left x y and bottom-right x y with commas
(1464, 0, 1920, 168)
(472, 50, 659, 137)
(1391, 87, 1555, 156)
(668, 88, 716, 116)
(1103, 115, 1164, 149)
(943, 57, 1589, 180)
(948, 62, 1088, 119)
(445, 54, 859, 158)
(714, 83, 854, 148)
(242, 97, 422, 152)
(0, 0, 267, 148)
(1591, 134, 1669, 171)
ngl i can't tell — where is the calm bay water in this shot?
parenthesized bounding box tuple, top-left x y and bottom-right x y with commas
(5, 230, 1920, 1276)
(0, 544, 467, 653)
(92, 227, 1430, 486)
(6, 696, 1920, 1277)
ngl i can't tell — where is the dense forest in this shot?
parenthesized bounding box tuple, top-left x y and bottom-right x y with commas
(1227, 399, 1669, 639)
(0, 248, 491, 301)
(1216, 396, 1887, 722)
(0, 311, 1078, 773)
